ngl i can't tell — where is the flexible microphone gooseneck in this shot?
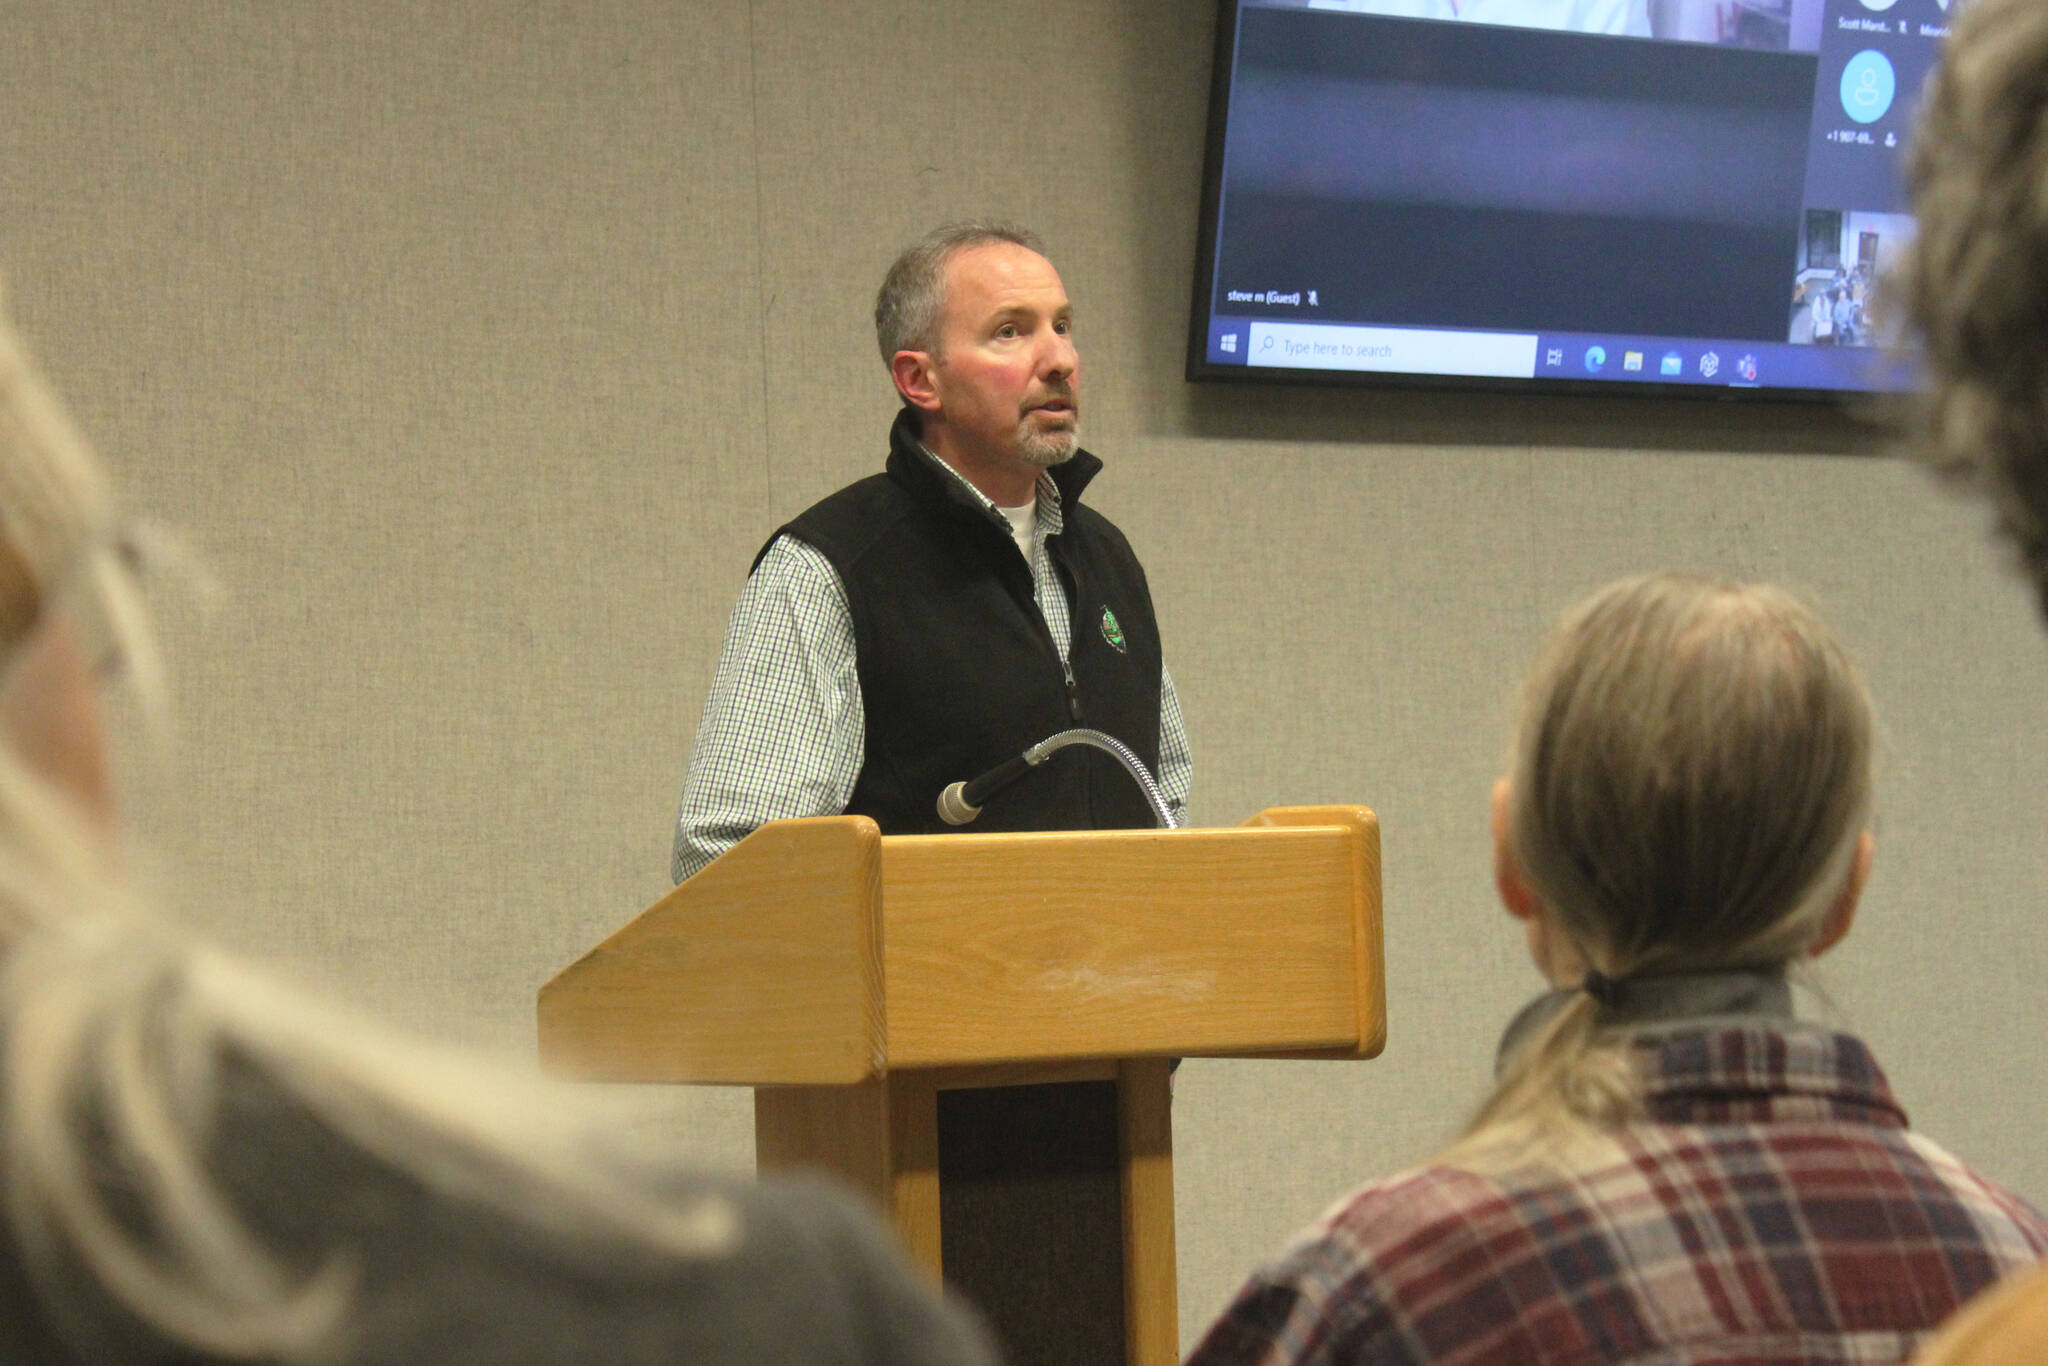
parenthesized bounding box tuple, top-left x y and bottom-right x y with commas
(936, 728, 1179, 829)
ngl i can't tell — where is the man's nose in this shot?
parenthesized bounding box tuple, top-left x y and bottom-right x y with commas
(1040, 330, 1077, 379)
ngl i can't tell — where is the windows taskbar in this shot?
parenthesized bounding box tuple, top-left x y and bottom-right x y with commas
(1201, 317, 1910, 395)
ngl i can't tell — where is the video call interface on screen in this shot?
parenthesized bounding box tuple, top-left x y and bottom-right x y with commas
(1190, 0, 1946, 397)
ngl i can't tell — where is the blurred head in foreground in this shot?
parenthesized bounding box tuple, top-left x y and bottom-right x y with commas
(0, 297, 990, 1364)
(1899, 0, 2048, 621)
(0, 303, 127, 825)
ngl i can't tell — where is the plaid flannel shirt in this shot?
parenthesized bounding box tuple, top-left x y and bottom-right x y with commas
(1187, 1024, 2048, 1366)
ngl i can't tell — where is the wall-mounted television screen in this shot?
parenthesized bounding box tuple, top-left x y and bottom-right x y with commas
(1187, 0, 1945, 399)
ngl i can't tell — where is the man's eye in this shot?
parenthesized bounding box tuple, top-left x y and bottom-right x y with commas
(1055, 319, 1072, 335)
(995, 324, 1018, 339)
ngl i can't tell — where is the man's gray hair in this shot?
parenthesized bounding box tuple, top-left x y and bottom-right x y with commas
(874, 221, 1046, 364)
(1899, 0, 2048, 620)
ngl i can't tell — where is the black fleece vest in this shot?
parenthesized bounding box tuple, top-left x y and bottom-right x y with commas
(769, 411, 1164, 836)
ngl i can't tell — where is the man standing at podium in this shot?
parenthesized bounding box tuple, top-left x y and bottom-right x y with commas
(671, 221, 1192, 882)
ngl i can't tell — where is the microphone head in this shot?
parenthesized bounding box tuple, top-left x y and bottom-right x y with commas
(935, 781, 981, 826)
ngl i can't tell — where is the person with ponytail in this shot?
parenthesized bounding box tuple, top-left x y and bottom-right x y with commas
(0, 294, 994, 1365)
(1187, 573, 2048, 1366)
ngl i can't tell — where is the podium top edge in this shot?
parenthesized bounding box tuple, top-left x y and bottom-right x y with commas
(878, 823, 1354, 847)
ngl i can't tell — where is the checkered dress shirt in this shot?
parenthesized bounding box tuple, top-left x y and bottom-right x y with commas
(1186, 1023, 2048, 1366)
(672, 449, 1191, 882)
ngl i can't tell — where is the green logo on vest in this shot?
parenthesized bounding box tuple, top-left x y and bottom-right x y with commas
(1100, 606, 1127, 653)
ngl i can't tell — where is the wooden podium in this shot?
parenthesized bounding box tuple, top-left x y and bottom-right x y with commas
(538, 805, 1383, 1366)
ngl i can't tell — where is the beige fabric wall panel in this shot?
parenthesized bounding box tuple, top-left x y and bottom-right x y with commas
(746, 1, 1213, 500)
(0, 2, 775, 1156)
(7, 0, 2048, 1353)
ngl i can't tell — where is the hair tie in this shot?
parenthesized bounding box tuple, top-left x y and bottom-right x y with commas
(1580, 970, 1623, 1007)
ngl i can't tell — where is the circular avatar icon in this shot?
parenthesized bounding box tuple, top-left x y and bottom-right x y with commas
(1841, 50, 1896, 124)
(1858, 0, 1898, 10)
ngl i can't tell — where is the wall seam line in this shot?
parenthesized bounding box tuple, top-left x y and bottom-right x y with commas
(745, 0, 776, 518)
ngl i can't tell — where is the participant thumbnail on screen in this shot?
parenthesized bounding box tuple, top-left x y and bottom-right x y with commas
(1787, 208, 1913, 348)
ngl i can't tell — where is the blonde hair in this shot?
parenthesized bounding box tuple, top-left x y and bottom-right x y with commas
(0, 290, 118, 669)
(0, 301, 736, 1360)
(1445, 573, 1873, 1171)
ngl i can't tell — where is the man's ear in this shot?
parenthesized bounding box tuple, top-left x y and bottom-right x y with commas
(1492, 778, 1541, 922)
(890, 350, 941, 414)
(1808, 829, 1873, 959)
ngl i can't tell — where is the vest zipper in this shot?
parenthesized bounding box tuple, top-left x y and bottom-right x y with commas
(1045, 542, 1085, 723)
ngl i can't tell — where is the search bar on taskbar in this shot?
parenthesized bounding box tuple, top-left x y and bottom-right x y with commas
(1247, 322, 1538, 378)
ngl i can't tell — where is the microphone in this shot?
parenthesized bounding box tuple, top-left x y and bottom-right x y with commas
(936, 728, 1180, 829)
(936, 754, 1037, 825)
